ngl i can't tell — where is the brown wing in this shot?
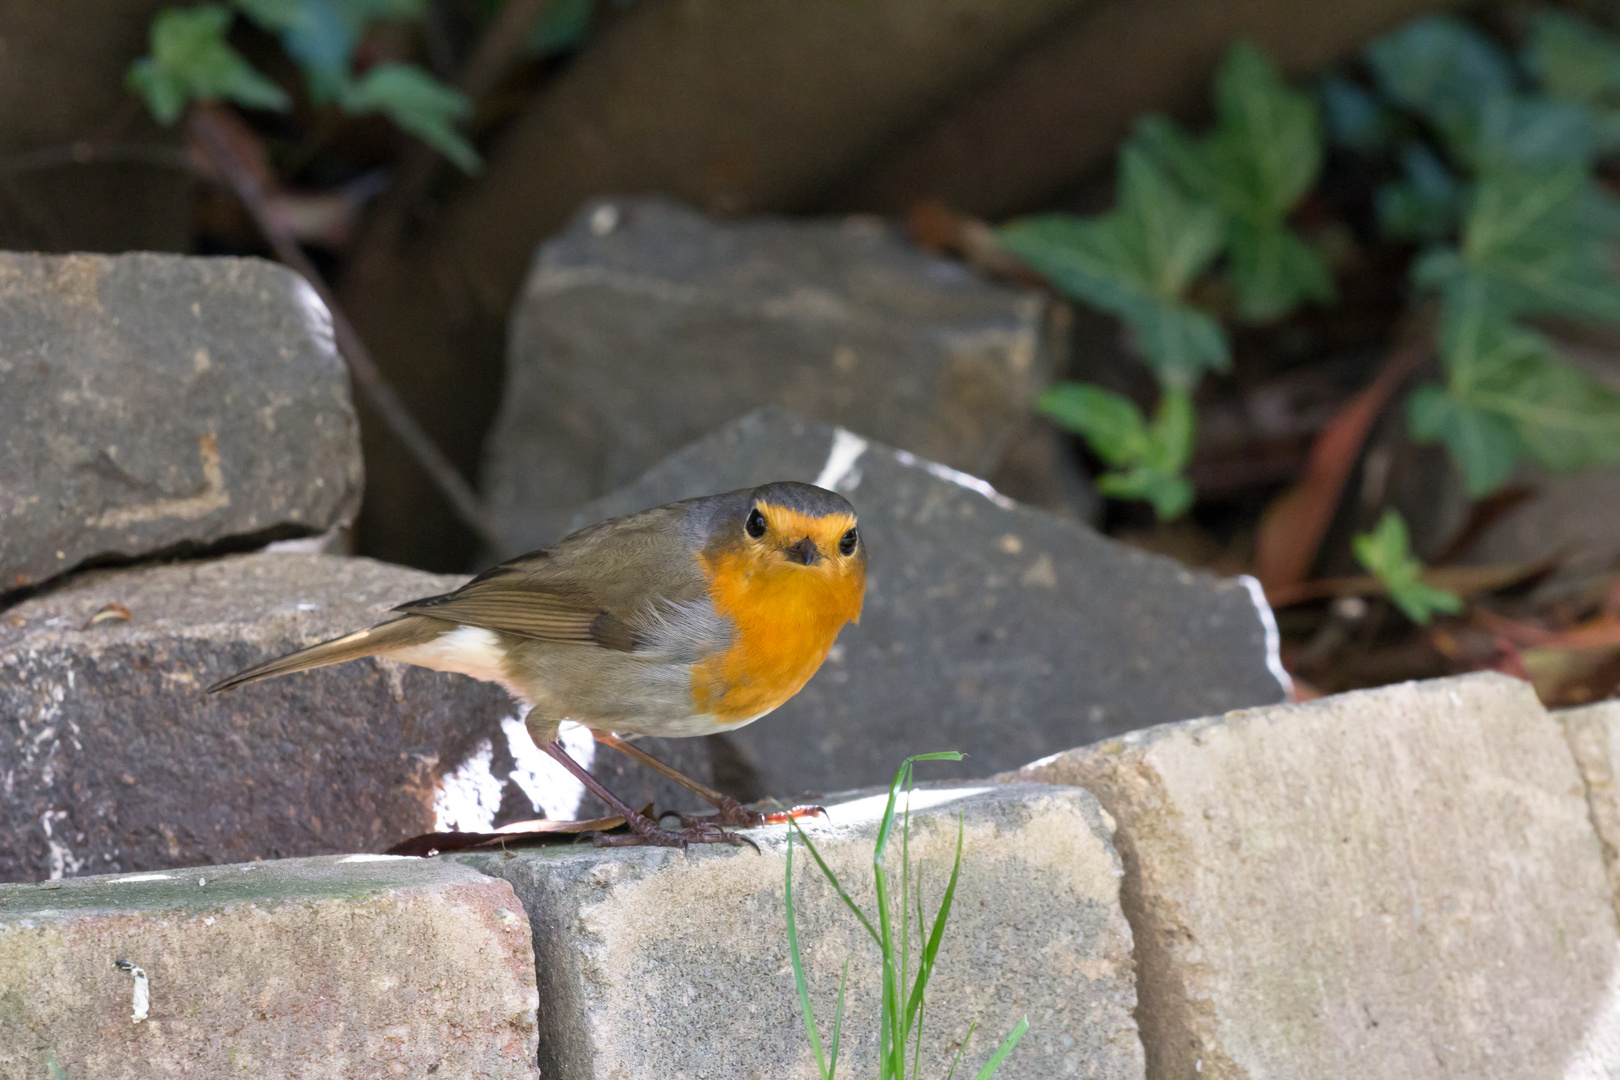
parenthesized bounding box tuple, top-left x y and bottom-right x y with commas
(391, 504, 708, 653)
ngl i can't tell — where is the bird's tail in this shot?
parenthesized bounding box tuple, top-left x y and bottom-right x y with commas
(206, 616, 440, 693)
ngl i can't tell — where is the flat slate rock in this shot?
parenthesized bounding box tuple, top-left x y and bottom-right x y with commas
(1007, 673, 1618, 1079)
(462, 782, 1142, 1080)
(484, 196, 1085, 550)
(0, 854, 539, 1079)
(0, 552, 715, 884)
(564, 408, 1286, 800)
(0, 252, 362, 596)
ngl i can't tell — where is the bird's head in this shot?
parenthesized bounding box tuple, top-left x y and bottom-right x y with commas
(700, 481, 866, 626)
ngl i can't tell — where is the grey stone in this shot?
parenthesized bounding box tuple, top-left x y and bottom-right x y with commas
(461, 781, 1142, 1080)
(0, 552, 717, 884)
(0, 854, 539, 1078)
(1560, 698, 1620, 921)
(0, 253, 362, 596)
(565, 407, 1286, 802)
(484, 196, 1084, 549)
(1006, 673, 1619, 1080)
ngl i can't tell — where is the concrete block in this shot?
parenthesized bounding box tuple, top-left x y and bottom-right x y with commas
(0, 854, 539, 1078)
(1006, 673, 1620, 1079)
(463, 782, 1143, 1080)
(1561, 698, 1620, 920)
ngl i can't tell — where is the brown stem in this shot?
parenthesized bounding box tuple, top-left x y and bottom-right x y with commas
(187, 104, 513, 558)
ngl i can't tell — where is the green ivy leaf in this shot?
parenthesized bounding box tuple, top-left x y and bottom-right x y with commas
(342, 62, 479, 172)
(235, 0, 425, 103)
(1352, 510, 1464, 624)
(1225, 219, 1335, 322)
(1376, 142, 1461, 242)
(1319, 75, 1396, 154)
(1416, 164, 1620, 326)
(128, 5, 290, 124)
(1464, 93, 1596, 171)
(1365, 15, 1513, 147)
(1408, 290, 1620, 493)
(528, 0, 598, 53)
(1136, 42, 1332, 321)
(999, 148, 1228, 386)
(1038, 384, 1195, 519)
(1406, 382, 1523, 495)
(1525, 11, 1620, 106)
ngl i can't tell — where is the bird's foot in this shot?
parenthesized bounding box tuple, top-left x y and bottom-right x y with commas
(676, 799, 828, 829)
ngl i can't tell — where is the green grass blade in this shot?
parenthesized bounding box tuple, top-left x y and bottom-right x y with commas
(785, 830, 831, 1080)
(944, 1020, 979, 1080)
(911, 996, 925, 1080)
(903, 814, 965, 1034)
(970, 1016, 1029, 1080)
(792, 818, 881, 947)
(828, 953, 849, 1080)
(899, 758, 914, 1062)
(873, 753, 963, 865)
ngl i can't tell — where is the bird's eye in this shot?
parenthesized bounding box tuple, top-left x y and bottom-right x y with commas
(839, 527, 858, 556)
(745, 507, 767, 538)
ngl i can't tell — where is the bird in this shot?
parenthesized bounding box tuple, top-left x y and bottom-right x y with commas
(208, 481, 866, 849)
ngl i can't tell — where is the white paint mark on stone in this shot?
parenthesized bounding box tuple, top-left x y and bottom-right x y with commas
(814, 428, 868, 493)
(589, 202, 619, 236)
(1562, 945, 1620, 1078)
(41, 810, 83, 880)
(291, 275, 337, 360)
(503, 717, 595, 821)
(1238, 575, 1293, 699)
(339, 853, 411, 863)
(891, 449, 1016, 509)
(432, 739, 503, 833)
(116, 960, 149, 1022)
(117, 873, 174, 883)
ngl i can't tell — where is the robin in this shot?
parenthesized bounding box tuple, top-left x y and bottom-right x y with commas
(208, 481, 865, 849)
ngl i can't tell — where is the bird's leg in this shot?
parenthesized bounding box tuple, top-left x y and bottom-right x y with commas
(593, 732, 826, 828)
(538, 740, 757, 852)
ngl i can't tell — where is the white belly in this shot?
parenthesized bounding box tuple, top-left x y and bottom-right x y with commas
(387, 625, 530, 701)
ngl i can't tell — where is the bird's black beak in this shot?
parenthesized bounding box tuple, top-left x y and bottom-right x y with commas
(784, 537, 822, 565)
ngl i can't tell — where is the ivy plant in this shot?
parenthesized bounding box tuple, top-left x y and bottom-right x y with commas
(999, 40, 1328, 519)
(1352, 510, 1463, 624)
(130, 0, 479, 172)
(1356, 14, 1620, 496)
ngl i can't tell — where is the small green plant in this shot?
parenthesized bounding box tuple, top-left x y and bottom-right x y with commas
(784, 752, 1028, 1080)
(1004, 16, 1620, 528)
(130, 0, 480, 171)
(1357, 14, 1620, 497)
(1352, 509, 1463, 624)
(999, 41, 1329, 519)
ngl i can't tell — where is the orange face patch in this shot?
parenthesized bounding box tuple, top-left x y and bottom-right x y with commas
(690, 503, 866, 724)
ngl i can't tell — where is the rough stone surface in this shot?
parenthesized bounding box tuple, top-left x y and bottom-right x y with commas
(0, 253, 362, 596)
(0, 854, 539, 1078)
(1561, 698, 1620, 922)
(0, 552, 718, 884)
(462, 782, 1142, 1080)
(1007, 673, 1620, 1080)
(565, 407, 1285, 801)
(484, 197, 1085, 549)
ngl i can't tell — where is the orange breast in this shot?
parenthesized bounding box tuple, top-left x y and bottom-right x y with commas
(690, 544, 865, 724)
